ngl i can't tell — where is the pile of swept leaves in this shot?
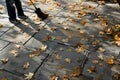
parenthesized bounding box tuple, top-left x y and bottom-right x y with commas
(106, 24, 120, 46)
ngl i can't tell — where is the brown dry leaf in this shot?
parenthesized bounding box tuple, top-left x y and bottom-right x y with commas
(57, 65, 63, 70)
(106, 58, 115, 65)
(71, 66, 81, 77)
(98, 55, 104, 60)
(1, 58, 9, 64)
(9, 49, 18, 57)
(50, 27, 57, 31)
(68, 18, 75, 23)
(78, 10, 86, 16)
(114, 33, 120, 41)
(99, 31, 104, 35)
(63, 27, 69, 30)
(113, 73, 120, 80)
(92, 40, 100, 45)
(31, 29, 38, 33)
(23, 33, 29, 38)
(76, 45, 86, 53)
(80, 20, 86, 25)
(50, 74, 59, 80)
(24, 72, 34, 80)
(26, 0, 37, 5)
(1, 77, 8, 80)
(87, 66, 96, 73)
(23, 62, 30, 69)
(0, 23, 3, 28)
(62, 75, 69, 80)
(101, 19, 107, 26)
(99, 63, 104, 67)
(41, 45, 47, 51)
(98, 47, 105, 52)
(29, 49, 41, 58)
(92, 60, 99, 64)
(115, 41, 120, 46)
(64, 58, 71, 63)
(56, 54, 62, 60)
(67, 47, 73, 52)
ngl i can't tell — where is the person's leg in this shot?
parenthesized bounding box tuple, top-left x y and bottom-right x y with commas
(5, 0, 16, 20)
(14, 0, 27, 19)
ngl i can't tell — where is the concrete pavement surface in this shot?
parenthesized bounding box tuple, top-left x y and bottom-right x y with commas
(0, 0, 120, 80)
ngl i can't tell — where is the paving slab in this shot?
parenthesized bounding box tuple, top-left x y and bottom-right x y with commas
(0, 71, 23, 80)
(0, 40, 9, 51)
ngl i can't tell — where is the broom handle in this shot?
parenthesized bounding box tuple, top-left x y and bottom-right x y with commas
(29, 0, 37, 9)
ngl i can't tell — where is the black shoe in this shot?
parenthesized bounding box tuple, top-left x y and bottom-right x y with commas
(9, 19, 20, 24)
(18, 15, 28, 20)
(40, 14, 48, 20)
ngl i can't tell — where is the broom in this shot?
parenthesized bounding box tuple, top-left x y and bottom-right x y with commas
(29, 0, 48, 20)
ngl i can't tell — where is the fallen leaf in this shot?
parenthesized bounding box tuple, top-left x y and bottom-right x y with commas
(98, 55, 104, 60)
(57, 65, 63, 70)
(9, 49, 18, 57)
(80, 20, 86, 25)
(76, 45, 86, 53)
(71, 66, 81, 77)
(29, 49, 41, 58)
(87, 66, 96, 73)
(1, 58, 9, 64)
(64, 58, 71, 63)
(23, 33, 29, 38)
(24, 72, 34, 80)
(92, 40, 100, 45)
(98, 47, 105, 52)
(31, 29, 38, 33)
(113, 73, 120, 80)
(50, 27, 57, 31)
(106, 58, 114, 65)
(115, 41, 120, 46)
(56, 54, 62, 60)
(92, 60, 99, 64)
(15, 44, 21, 48)
(62, 75, 69, 80)
(67, 47, 73, 52)
(48, 7, 54, 10)
(114, 33, 120, 41)
(41, 45, 47, 51)
(23, 62, 30, 69)
(50, 74, 58, 80)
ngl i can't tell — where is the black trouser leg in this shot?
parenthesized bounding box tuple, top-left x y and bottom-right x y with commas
(6, 0, 16, 20)
(14, 0, 24, 16)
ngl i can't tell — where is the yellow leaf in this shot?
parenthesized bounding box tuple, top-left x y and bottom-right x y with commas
(92, 40, 100, 45)
(9, 49, 18, 57)
(71, 66, 81, 77)
(24, 72, 34, 80)
(98, 47, 105, 52)
(50, 74, 58, 80)
(115, 41, 120, 46)
(41, 45, 47, 51)
(87, 66, 96, 73)
(31, 29, 38, 33)
(114, 33, 120, 41)
(23, 62, 30, 69)
(57, 65, 63, 70)
(76, 45, 86, 53)
(106, 58, 114, 65)
(23, 33, 29, 38)
(1, 58, 9, 64)
(29, 49, 41, 58)
(64, 58, 71, 63)
(48, 7, 54, 10)
(98, 55, 104, 60)
(56, 54, 62, 60)
(92, 60, 99, 64)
